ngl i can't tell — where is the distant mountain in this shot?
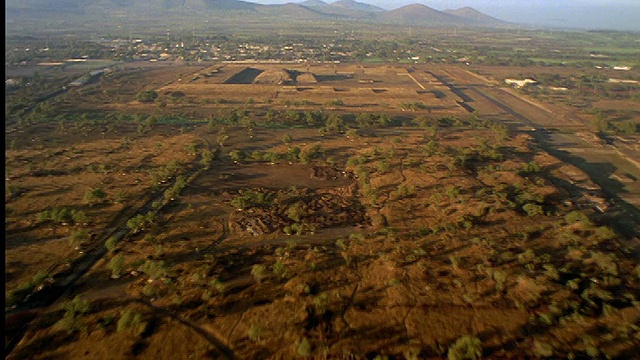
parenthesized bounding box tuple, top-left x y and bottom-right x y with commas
(297, 0, 380, 19)
(444, 7, 506, 25)
(329, 0, 383, 13)
(5, 0, 509, 29)
(300, 0, 328, 7)
(202, 0, 257, 10)
(380, 4, 462, 24)
(257, 3, 328, 19)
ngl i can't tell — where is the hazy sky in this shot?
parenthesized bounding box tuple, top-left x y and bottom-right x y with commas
(252, 0, 640, 31)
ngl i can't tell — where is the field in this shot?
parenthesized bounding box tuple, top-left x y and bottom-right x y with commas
(5, 61, 640, 359)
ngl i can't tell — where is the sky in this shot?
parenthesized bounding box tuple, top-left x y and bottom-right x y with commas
(251, 0, 640, 31)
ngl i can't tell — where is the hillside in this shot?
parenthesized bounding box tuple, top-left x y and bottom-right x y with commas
(256, 3, 329, 19)
(444, 6, 506, 25)
(5, 0, 508, 30)
(300, 0, 328, 7)
(329, 0, 384, 13)
(379, 4, 463, 25)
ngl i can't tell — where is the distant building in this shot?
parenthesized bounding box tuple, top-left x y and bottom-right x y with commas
(613, 66, 631, 71)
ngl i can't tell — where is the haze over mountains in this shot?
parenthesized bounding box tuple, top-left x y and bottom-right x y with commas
(6, 0, 640, 31)
(5, 0, 508, 29)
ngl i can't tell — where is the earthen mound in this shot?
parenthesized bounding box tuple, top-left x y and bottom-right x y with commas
(253, 68, 294, 85)
(297, 72, 318, 84)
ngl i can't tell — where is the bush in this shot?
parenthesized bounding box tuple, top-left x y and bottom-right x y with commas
(251, 264, 267, 283)
(247, 325, 262, 341)
(57, 296, 91, 334)
(313, 293, 329, 314)
(272, 261, 288, 278)
(594, 226, 616, 240)
(136, 90, 158, 103)
(296, 337, 312, 357)
(229, 149, 247, 163)
(108, 254, 125, 279)
(5, 271, 48, 307)
(522, 203, 544, 217)
(521, 161, 541, 175)
(325, 99, 344, 107)
(138, 260, 168, 280)
(38, 207, 87, 224)
(282, 133, 293, 144)
(69, 229, 90, 247)
(230, 191, 274, 210)
(142, 283, 163, 297)
(201, 149, 218, 169)
(565, 211, 592, 227)
(447, 335, 482, 360)
(117, 309, 143, 332)
(127, 212, 156, 233)
(286, 202, 306, 222)
(84, 187, 107, 206)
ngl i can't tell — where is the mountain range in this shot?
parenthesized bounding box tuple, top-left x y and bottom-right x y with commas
(5, 0, 508, 28)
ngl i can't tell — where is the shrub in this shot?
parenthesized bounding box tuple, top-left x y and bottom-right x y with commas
(108, 254, 125, 279)
(117, 309, 143, 332)
(229, 149, 246, 162)
(210, 278, 226, 294)
(521, 161, 541, 175)
(282, 133, 293, 144)
(313, 293, 329, 314)
(532, 340, 554, 357)
(594, 226, 616, 240)
(296, 337, 312, 357)
(57, 296, 91, 334)
(231, 191, 274, 210)
(590, 251, 618, 275)
(104, 236, 118, 252)
(273, 261, 287, 278)
(286, 202, 306, 222)
(142, 283, 162, 297)
(127, 212, 155, 233)
(447, 335, 482, 360)
(522, 203, 544, 217)
(325, 99, 344, 107)
(84, 187, 107, 206)
(5, 271, 48, 307)
(565, 211, 592, 226)
(138, 260, 168, 280)
(69, 229, 90, 247)
(201, 149, 218, 169)
(251, 264, 267, 283)
(136, 90, 158, 103)
(38, 207, 73, 224)
(247, 324, 262, 341)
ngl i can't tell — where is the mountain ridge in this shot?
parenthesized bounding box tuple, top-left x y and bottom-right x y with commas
(5, 0, 508, 28)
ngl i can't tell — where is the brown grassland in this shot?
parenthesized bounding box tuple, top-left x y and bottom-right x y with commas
(5, 62, 640, 359)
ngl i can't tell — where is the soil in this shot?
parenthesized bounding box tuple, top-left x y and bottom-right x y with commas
(5, 63, 640, 360)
